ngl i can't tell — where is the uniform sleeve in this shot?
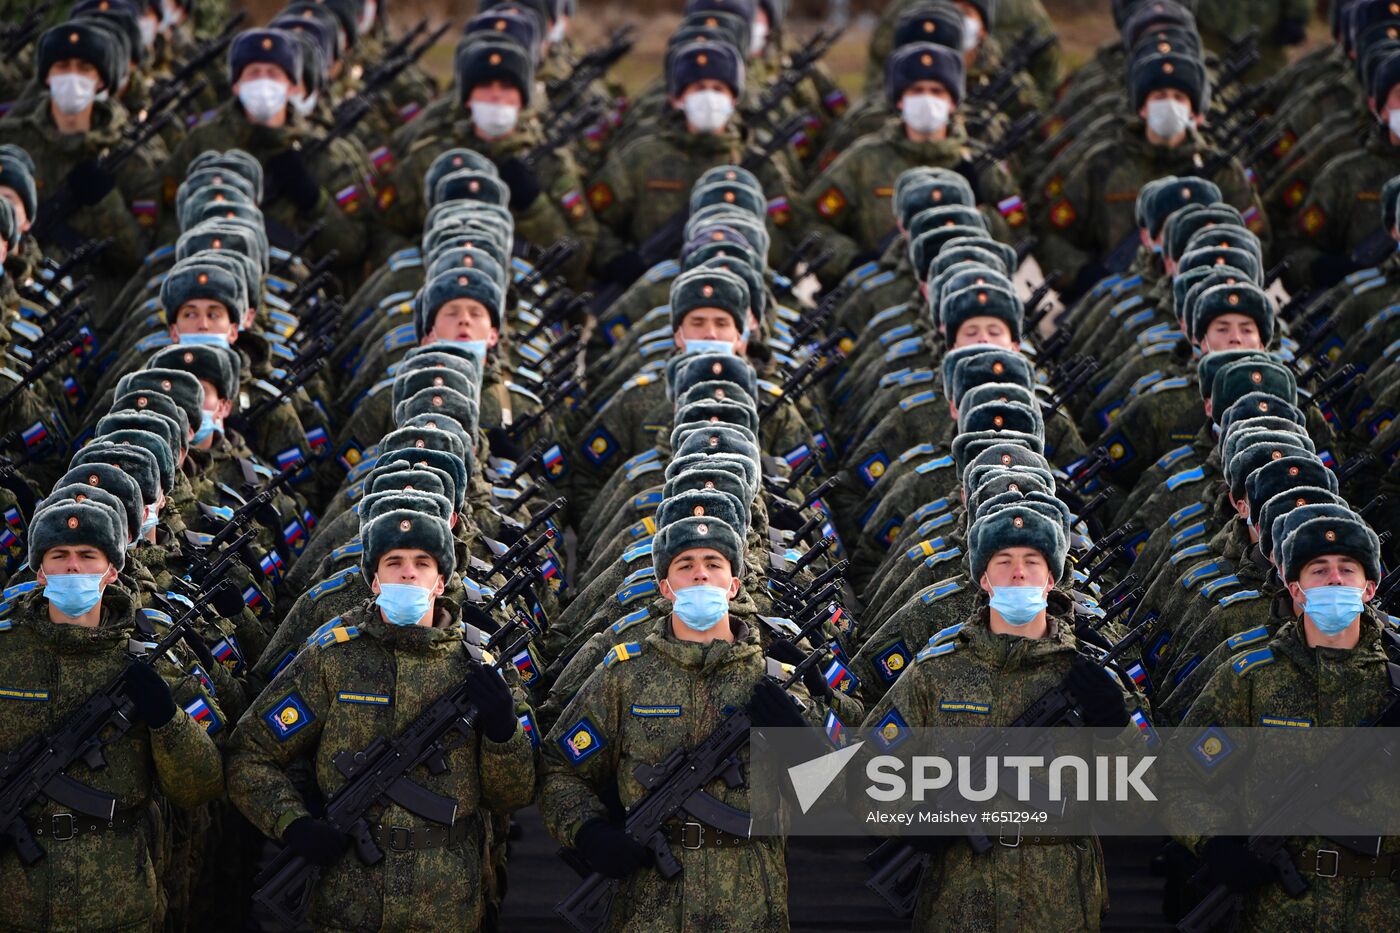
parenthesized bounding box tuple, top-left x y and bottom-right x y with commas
(476, 693, 538, 816)
(225, 646, 332, 841)
(800, 150, 863, 286)
(528, 148, 598, 285)
(585, 145, 638, 272)
(148, 699, 226, 809)
(1033, 142, 1104, 289)
(538, 665, 625, 848)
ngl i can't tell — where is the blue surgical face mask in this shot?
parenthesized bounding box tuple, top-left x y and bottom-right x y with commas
(44, 572, 105, 618)
(988, 585, 1048, 626)
(684, 339, 735, 356)
(672, 584, 730, 632)
(140, 503, 159, 537)
(192, 410, 218, 445)
(1303, 585, 1365, 635)
(179, 332, 231, 348)
(376, 582, 433, 626)
(435, 339, 488, 363)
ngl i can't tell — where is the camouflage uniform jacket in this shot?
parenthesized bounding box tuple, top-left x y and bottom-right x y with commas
(226, 601, 536, 931)
(0, 587, 224, 932)
(539, 615, 818, 931)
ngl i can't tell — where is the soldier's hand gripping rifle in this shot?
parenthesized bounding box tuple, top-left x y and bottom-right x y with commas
(866, 617, 1153, 917)
(1177, 663, 1400, 933)
(0, 579, 237, 866)
(555, 643, 828, 932)
(251, 609, 544, 927)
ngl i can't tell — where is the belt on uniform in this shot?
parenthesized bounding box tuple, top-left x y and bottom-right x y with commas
(1299, 848, 1400, 880)
(369, 818, 472, 852)
(663, 819, 750, 850)
(32, 810, 139, 840)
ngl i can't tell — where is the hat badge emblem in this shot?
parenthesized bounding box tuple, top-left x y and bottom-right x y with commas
(1001, 454, 1012, 465)
(1288, 466, 1300, 476)
(183, 352, 194, 363)
(1182, 187, 1191, 200)
(400, 519, 412, 531)
(1296, 497, 1306, 507)
(1258, 401, 1268, 411)
(697, 52, 709, 65)
(993, 415, 1004, 427)
(693, 506, 705, 516)
(992, 361, 1004, 374)
(262, 37, 274, 50)
(212, 238, 222, 248)
(1012, 516, 1024, 528)
(137, 396, 148, 408)
(697, 522, 709, 534)
(707, 435, 720, 447)
(724, 192, 735, 202)
(1008, 483, 1019, 492)
(1162, 62, 1174, 74)
(88, 474, 99, 484)
(711, 362, 723, 375)
(702, 284, 714, 297)
(704, 481, 715, 488)
(921, 53, 933, 66)
(489, 53, 502, 65)
(197, 273, 208, 284)
(1250, 370, 1263, 384)
(160, 380, 171, 390)
(459, 275, 468, 285)
(1271, 450, 1283, 460)
(724, 171, 737, 180)
(69, 32, 80, 44)
(924, 21, 934, 32)
(495, 19, 507, 30)
(469, 180, 480, 192)
(1228, 293, 1239, 305)
(978, 292, 988, 304)
(933, 190, 943, 201)
(1325, 529, 1337, 541)
(67, 516, 79, 529)
(432, 376, 444, 386)
(414, 440, 425, 448)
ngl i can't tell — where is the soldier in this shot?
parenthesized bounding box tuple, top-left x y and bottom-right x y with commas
(226, 507, 536, 930)
(0, 496, 224, 931)
(857, 502, 1139, 930)
(802, 41, 1024, 285)
(1180, 511, 1400, 929)
(1195, 0, 1311, 82)
(384, 34, 598, 284)
(585, 35, 803, 283)
(164, 28, 373, 284)
(539, 511, 821, 930)
(0, 19, 164, 282)
(1036, 47, 1267, 300)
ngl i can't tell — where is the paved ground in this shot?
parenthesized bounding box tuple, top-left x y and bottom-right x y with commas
(499, 806, 1172, 930)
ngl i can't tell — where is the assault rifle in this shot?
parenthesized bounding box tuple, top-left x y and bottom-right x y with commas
(740, 28, 839, 129)
(251, 609, 543, 926)
(0, 579, 237, 865)
(866, 617, 1152, 916)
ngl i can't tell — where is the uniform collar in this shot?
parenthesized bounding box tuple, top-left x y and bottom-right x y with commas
(644, 614, 762, 673)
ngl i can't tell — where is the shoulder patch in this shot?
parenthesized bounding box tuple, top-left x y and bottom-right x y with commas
(603, 642, 643, 668)
(559, 715, 606, 764)
(337, 691, 391, 705)
(1155, 445, 1194, 472)
(872, 640, 911, 684)
(616, 578, 658, 606)
(330, 540, 364, 562)
(308, 568, 357, 602)
(1231, 647, 1274, 676)
(1218, 589, 1261, 608)
(1168, 501, 1206, 528)
(1181, 560, 1225, 590)
(262, 691, 315, 741)
(313, 626, 362, 650)
(930, 621, 965, 645)
(920, 579, 964, 604)
(1225, 624, 1270, 650)
(916, 641, 957, 662)
(610, 608, 651, 635)
(1165, 466, 1207, 491)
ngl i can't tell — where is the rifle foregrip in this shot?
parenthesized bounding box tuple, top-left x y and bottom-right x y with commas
(251, 849, 319, 928)
(3, 817, 43, 866)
